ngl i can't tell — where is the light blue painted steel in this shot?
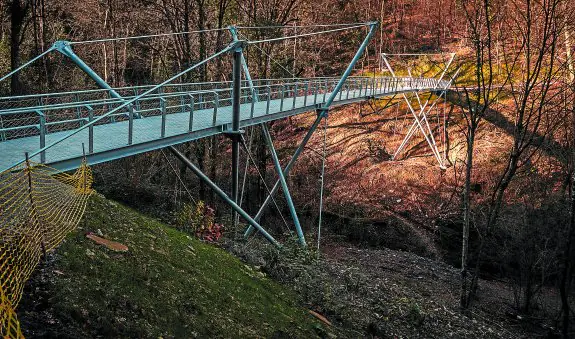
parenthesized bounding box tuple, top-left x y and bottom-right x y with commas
(0, 46, 55, 83)
(231, 25, 307, 245)
(0, 78, 440, 172)
(1, 42, 238, 172)
(53, 41, 126, 103)
(262, 123, 306, 246)
(244, 22, 379, 238)
(168, 145, 280, 247)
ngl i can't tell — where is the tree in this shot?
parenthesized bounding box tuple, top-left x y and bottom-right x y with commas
(462, 0, 567, 309)
(7, 0, 30, 95)
(456, 0, 504, 309)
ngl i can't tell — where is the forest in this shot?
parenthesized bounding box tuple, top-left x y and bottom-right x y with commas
(1, 0, 575, 338)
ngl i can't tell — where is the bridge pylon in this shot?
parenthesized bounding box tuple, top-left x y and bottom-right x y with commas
(380, 52, 459, 169)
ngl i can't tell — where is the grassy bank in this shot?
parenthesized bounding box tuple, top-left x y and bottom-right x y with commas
(18, 193, 331, 338)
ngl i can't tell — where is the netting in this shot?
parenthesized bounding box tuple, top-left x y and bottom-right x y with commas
(0, 159, 93, 338)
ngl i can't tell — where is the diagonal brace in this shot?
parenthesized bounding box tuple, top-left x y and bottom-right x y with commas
(262, 123, 306, 246)
(392, 67, 460, 164)
(53, 40, 140, 118)
(168, 145, 280, 247)
(243, 22, 378, 238)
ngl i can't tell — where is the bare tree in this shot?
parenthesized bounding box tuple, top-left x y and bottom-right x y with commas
(456, 0, 504, 309)
(466, 0, 566, 308)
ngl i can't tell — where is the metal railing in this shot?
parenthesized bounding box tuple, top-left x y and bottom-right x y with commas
(0, 76, 446, 162)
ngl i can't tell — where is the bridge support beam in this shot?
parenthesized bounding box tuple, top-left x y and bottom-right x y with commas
(168, 145, 279, 247)
(231, 44, 242, 230)
(54, 41, 123, 100)
(244, 110, 326, 240)
(53, 40, 139, 118)
(244, 22, 378, 239)
(230, 25, 308, 246)
(261, 123, 306, 246)
(381, 53, 457, 168)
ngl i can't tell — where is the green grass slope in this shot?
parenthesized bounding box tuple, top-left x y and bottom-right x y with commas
(19, 194, 330, 338)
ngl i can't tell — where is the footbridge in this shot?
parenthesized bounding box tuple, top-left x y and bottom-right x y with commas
(0, 75, 446, 172)
(0, 22, 456, 337)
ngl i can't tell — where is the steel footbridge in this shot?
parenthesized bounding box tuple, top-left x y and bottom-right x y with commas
(0, 21, 455, 247)
(0, 76, 446, 172)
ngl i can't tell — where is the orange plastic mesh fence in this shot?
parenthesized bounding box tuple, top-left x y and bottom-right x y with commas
(0, 159, 93, 338)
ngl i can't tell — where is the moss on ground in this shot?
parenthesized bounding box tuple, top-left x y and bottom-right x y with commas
(19, 193, 330, 338)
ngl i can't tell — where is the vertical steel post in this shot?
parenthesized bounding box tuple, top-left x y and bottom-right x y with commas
(280, 84, 285, 111)
(292, 83, 297, 109)
(36, 110, 46, 163)
(160, 98, 166, 138)
(250, 88, 256, 118)
(229, 26, 309, 246)
(128, 104, 134, 145)
(87, 105, 94, 154)
(266, 86, 271, 114)
(231, 45, 242, 230)
(303, 82, 309, 107)
(188, 94, 195, 131)
(212, 92, 219, 125)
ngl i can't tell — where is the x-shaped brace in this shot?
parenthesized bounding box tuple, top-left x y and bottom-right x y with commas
(381, 53, 457, 169)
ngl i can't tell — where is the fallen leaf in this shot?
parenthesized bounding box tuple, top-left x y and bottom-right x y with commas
(309, 310, 332, 326)
(86, 233, 129, 252)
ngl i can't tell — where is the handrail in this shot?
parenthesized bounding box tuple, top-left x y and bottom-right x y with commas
(0, 77, 443, 135)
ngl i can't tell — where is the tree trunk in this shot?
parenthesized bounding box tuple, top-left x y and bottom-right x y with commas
(461, 126, 475, 309)
(9, 0, 28, 95)
(561, 15, 575, 337)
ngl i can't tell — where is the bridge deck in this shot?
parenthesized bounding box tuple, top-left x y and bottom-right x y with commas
(0, 77, 442, 172)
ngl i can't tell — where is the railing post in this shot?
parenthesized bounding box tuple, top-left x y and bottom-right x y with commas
(292, 83, 297, 109)
(303, 81, 309, 107)
(0, 114, 5, 141)
(322, 79, 328, 103)
(179, 85, 186, 113)
(280, 84, 285, 111)
(36, 110, 46, 163)
(75, 93, 83, 126)
(251, 87, 256, 118)
(160, 98, 166, 138)
(87, 105, 94, 154)
(314, 82, 319, 105)
(188, 94, 195, 131)
(133, 89, 141, 112)
(128, 104, 134, 145)
(266, 86, 271, 114)
(212, 92, 219, 126)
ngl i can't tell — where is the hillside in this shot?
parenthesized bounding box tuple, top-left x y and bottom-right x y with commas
(16, 193, 333, 338)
